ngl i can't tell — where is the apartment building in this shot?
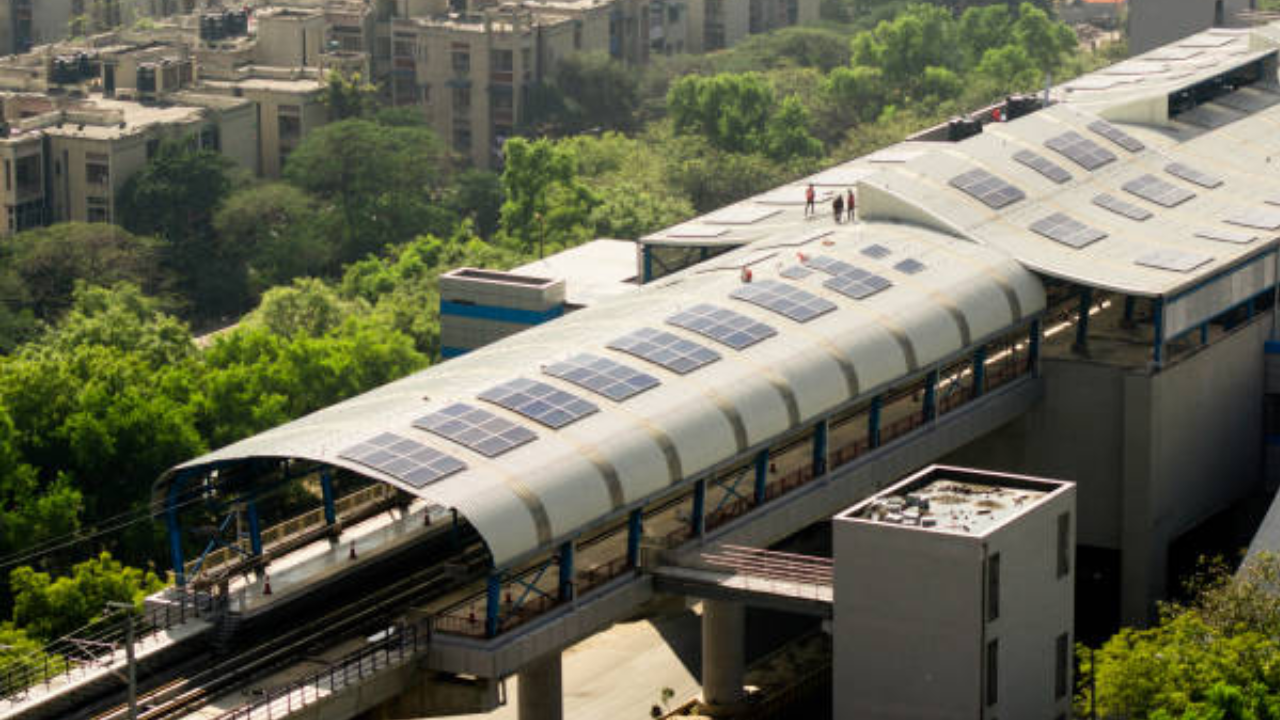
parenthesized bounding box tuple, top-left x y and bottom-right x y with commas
(0, 0, 197, 56)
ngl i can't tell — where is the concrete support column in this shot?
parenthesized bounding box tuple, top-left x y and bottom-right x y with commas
(517, 652, 563, 720)
(701, 599, 746, 708)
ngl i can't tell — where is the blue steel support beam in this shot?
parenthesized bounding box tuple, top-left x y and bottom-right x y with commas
(1153, 298, 1165, 367)
(1248, 296, 1257, 320)
(320, 471, 336, 526)
(246, 497, 263, 557)
(1074, 287, 1093, 353)
(166, 477, 187, 587)
(627, 509, 643, 568)
(812, 419, 828, 476)
(869, 397, 882, 449)
(923, 369, 938, 422)
(559, 542, 574, 601)
(451, 508, 460, 549)
(972, 347, 987, 399)
(642, 245, 654, 284)
(753, 450, 768, 505)
(1200, 323, 1209, 345)
(485, 574, 502, 638)
(1123, 296, 1136, 326)
(692, 479, 706, 537)
(1029, 319, 1042, 378)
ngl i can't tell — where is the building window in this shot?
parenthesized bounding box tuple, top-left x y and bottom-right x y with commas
(86, 160, 109, 187)
(393, 34, 416, 58)
(452, 47, 470, 73)
(453, 127, 472, 154)
(1058, 512, 1071, 578)
(987, 553, 1000, 622)
(87, 197, 110, 224)
(452, 86, 471, 113)
(1055, 633, 1069, 699)
(986, 639, 999, 707)
(278, 107, 302, 142)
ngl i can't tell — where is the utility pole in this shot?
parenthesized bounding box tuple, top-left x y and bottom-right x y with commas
(106, 602, 137, 720)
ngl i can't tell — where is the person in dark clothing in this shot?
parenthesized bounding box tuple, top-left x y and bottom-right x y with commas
(805, 183, 816, 217)
(846, 188, 856, 222)
(833, 193, 845, 223)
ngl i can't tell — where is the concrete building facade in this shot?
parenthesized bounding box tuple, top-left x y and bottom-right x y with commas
(1129, 0, 1254, 54)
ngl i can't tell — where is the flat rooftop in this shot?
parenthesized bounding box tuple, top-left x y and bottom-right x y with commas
(511, 238, 637, 306)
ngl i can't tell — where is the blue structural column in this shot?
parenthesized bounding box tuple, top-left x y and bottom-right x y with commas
(320, 471, 337, 527)
(812, 419, 828, 476)
(627, 509, 644, 568)
(558, 542, 575, 601)
(1123, 296, 1136, 328)
(869, 397, 883, 449)
(753, 450, 768, 505)
(1200, 323, 1210, 345)
(166, 478, 187, 587)
(972, 347, 987, 399)
(1074, 287, 1093, 354)
(485, 574, 502, 638)
(642, 244, 654, 284)
(692, 479, 707, 537)
(923, 369, 939, 422)
(1029, 319, 1042, 378)
(450, 508, 460, 549)
(1152, 298, 1165, 367)
(246, 497, 263, 558)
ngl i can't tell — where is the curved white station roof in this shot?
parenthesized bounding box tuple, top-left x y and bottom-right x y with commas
(162, 221, 1042, 569)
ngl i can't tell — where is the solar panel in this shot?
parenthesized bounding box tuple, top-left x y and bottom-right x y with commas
(824, 272, 892, 300)
(414, 403, 538, 457)
(861, 244, 892, 259)
(1195, 228, 1257, 244)
(1224, 207, 1280, 231)
(1093, 193, 1153, 221)
(949, 168, 1026, 209)
(1012, 149, 1073, 184)
(1164, 162, 1222, 189)
(340, 432, 466, 488)
(478, 378, 599, 429)
(1123, 174, 1196, 208)
(1030, 213, 1108, 249)
(731, 279, 837, 323)
(607, 328, 721, 374)
(894, 258, 926, 274)
(1045, 131, 1117, 171)
(802, 255, 858, 276)
(667, 303, 777, 350)
(543, 353, 659, 402)
(1134, 249, 1213, 273)
(780, 265, 813, 280)
(1088, 120, 1145, 152)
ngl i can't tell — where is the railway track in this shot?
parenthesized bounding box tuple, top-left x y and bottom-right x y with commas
(88, 541, 488, 720)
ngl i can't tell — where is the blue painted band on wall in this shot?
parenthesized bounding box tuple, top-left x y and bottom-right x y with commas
(1268, 434, 1280, 446)
(441, 346, 468, 359)
(440, 300, 563, 325)
(1267, 340, 1280, 355)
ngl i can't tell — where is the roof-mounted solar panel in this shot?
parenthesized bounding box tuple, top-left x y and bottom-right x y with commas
(1165, 162, 1223, 189)
(1123, 174, 1196, 208)
(825, 272, 892, 300)
(949, 168, 1026, 209)
(479, 378, 599, 429)
(414, 403, 537, 457)
(894, 258, 926, 274)
(779, 265, 813, 280)
(667, 303, 777, 350)
(1224, 207, 1280, 231)
(1012, 149, 1073, 184)
(1134, 249, 1213, 273)
(861, 244, 892, 259)
(1195, 228, 1257, 244)
(1029, 213, 1108, 249)
(543, 353, 659, 402)
(340, 432, 466, 487)
(607, 328, 721, 374)
(802, 255, 858, 276)
(731, 279, 837, 323)
(1088, 120, 1145, 152)
(1045, 131, 1116, 170)
(1093, 193, 1153, 221)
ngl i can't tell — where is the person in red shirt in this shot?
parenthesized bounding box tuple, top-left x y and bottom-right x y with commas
(805, 183, 816, 217)
(846, 188, 855, 222)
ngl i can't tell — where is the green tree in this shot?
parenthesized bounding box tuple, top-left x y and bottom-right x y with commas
(850, 4, 957, 91)
(321, 69, 378, 120)
(9, 552, 165, 641)
(667, 73, 775, 153)
(553, 53, 643, 132)
(764, 95, 824, 161)
(116, 138, 242, 317)
(249, 278, 367, 338)
(823, 65, 888, 125)
(1012, 2, 1077, 78)
(499, 137, 598, 254)
(589, 182, 695, 240)
(213, 183, 332, 293)
(443, 169, 504, 240)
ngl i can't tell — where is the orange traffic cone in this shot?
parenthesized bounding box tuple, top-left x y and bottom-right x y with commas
(263, 572, 272, 596)
(349, 541, 357, 560)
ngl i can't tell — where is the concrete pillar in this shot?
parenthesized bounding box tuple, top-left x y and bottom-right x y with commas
(518, 652, 563, 720)
(701, 599, 746, 708)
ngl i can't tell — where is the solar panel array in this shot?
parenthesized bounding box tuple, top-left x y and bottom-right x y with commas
(479, 378, 600, 429)
(1045, 131, 1117, 171)
(543, 353, 659, 402)
(414, 403, 538, 457)
(802, 255, 858, 276)
(607, 328, 721, 374)
(340, 433, 467, 488)
(861, 244, 892, 259)
(1030, 212, 1108, 249)
(1088, 120, 1145, 152)
(667, 303, 777, 350)
(1225, 207, 1280, 231)
(949, 168, 1026, 209)
(824, 270, 893, 300)
(1123, 174, 1196, 208)
(894, 258, 926, 275)
(1195, 228, 1257, 244)
(1012, 149, 1073, 184)
(1134, 249, 1213, 273)
(1165, 162, 1223, 189)
(731, 279, 837, 323)
(1093, 193, 1153, 221)
(779, 265, 813, 280)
